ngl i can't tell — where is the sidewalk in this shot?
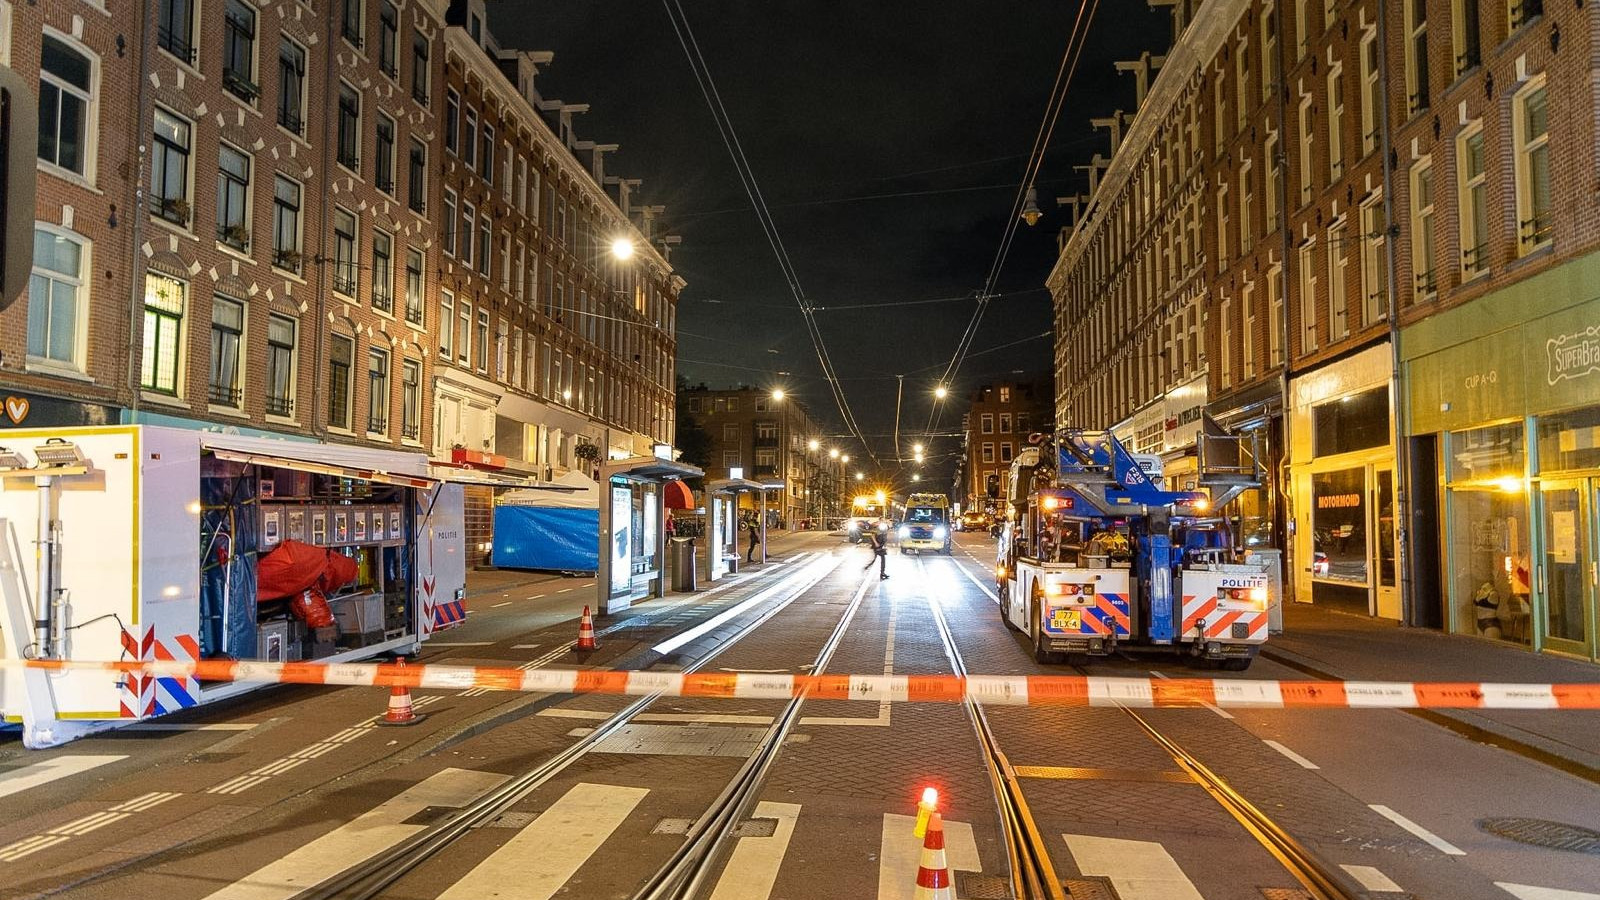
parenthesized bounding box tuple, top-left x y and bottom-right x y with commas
(1269, 602, 1600, 778)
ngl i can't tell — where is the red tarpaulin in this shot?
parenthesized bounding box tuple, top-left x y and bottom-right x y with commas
(663, 479, 695, 510)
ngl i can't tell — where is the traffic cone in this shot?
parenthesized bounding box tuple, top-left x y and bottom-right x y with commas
(576, 605, 598, 651)
(913, 812, 953, 899)
(377, 659, 425, 726)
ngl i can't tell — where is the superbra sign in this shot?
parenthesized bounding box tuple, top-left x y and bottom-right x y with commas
(1547, 324, 1600, 386)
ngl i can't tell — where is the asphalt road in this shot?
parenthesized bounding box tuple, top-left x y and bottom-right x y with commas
(2, 531, 1598, 899)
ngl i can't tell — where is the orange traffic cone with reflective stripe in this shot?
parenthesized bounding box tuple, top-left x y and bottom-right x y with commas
(913, 811, 954, 899)
(576, 605, 598, 651)
(377, 658, 425, 726)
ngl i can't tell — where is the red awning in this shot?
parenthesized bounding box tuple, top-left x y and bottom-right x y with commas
(663, 479, 695, 509)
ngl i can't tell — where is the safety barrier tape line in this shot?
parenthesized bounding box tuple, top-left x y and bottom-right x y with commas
(6, 658, 1600, 709)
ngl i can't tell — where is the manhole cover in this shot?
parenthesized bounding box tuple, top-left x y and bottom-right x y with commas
(731, 817, 778, 838)
(1478, 817, 1600, 854)
(488, 812, 537, 829)
(957, 872, 1011, 899)
(1063, 877, 1118, 900)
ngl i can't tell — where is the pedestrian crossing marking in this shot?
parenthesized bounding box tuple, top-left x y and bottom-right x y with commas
(1497, 885, 1600, 900)
(0, 754, 127, 800)
(1341, 864, 1404, 892)
(201, 767, 508, 900)
(708, 801, 801, 900)
(438, 782, 648, 900)
(1063, 834, 1204, 900)
(879, 813, 980, 900)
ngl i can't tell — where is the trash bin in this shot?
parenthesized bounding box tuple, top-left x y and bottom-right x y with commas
(670, 537, 697, 592)
(724, 553, 738, 575)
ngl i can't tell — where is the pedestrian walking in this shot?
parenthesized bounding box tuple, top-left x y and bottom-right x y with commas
(863, 524, 888, 579)
(746, 516, 761, 562)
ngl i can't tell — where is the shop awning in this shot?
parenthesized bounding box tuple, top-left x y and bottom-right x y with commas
(601, 456, 704, 482)
(663, 479, 695, 509)
(429, 465, 546, 488)
(705, 477, 773, 493)
(207, 448, 439, 490)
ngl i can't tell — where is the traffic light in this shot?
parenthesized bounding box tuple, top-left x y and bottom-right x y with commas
(0, 64, 38, 310)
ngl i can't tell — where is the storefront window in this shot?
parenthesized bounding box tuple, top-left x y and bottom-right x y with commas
(1448, 487, 1532, 645)
(1447, 422, 1526, 485)
(1536, 408, 1600, 474)
(1312, 467, 1367, 583)
(1231, 487, 1274, 550)
(1312, 387, 1389, 457)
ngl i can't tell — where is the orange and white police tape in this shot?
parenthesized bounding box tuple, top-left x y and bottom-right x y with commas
(6, 657, 1600, 710)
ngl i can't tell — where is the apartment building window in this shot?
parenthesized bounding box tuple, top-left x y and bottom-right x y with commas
(1213, 74, 1227, 154)
(999, 413, 1012, 433)
(1242, 284, 1257, 377)
(457, 301, 471, 365)
(371, 231, 393, 313)
(328, 334, 353, 430)
(478, 217, 492, 278)
(216, 144, 251, 250)
(501, 147, 513, 203)
(512, 327, 524, 388)
(272, 176, 302, 272)
(1268, 266, 1284, 365)
(439, 291, 454, 358)
(514, 241, 526, 301)
(277, 39, 305, 135)
(1216, 183, 1230, 272)
(28, 227, 87, 369)
(378, 1, 398, 77)
(1359, 32, 1379, 155)
(1453, 0, 1481, 74)
(1298, 241, 1317, 352)
(151, 108, 192, 224)
(405, 249, 424, 325)
(407, 139, 426, 213)
(516, 157, 528, 214)
(981, 443, 995, 464)
(1327, 220, 1349, 339)
(337, 84, 360, 171)
(1295, 0, 1310, 59)
(981, 413, 994, 434)
(495, 319, 508, 381)
(1411, 159, 1438, 300)
(498, 234, 510, 291)
(1297, 95, 1314, 206)
(460, 202, 475, 268)
(442, 190, 457, 255)
(157, 0, 196, 64)
(209, 296, 245, 407)
(1239, 161, 1253, 255)
(222, 0, 258, 102)
(475, 310, 490, 372)
(1219, 297, 1233, 387)
(1261, 2, 1278, 103)
(367, 347, 389, 434)
(1360, 193, 1387, 325)
(341, 0, 363, 47)
(1510, 0, 1544, 31)
(331, 209, 358, 297)
(401, 359, 421, 440)
(142, 273, 187, 395)
(444, 90, 460, 154)
(1513, 79, 1551, 253)
(1458, 125, 1488, 276)
(375, 114, 395, 194)
(463, 108, 478, 169)
(1405, 0, 1429, 115)
(723, 450, 740, 469)
(1265, 132, 1281, 232)
(410, 30, 430, 103)
(1001, 443, 1014, 464)
(266, 314, 295, 417)
(1327, 63, 1345, 180)
(1235, 40, 1249, 130)
(480, 123, 494, 182)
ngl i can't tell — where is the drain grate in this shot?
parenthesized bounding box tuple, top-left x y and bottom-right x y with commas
(1063, 876, 1119, 899)
(487, 811, 537, 829)
(1258, 889, 1316, 900)
(1478, 817, 1600, 854)
(957, 872, 1011, 899)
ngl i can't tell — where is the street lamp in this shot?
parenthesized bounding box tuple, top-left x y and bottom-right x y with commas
(913, 443, 924, 454)
(855, 472, 864, 481)
(771, 388, 785, 401)
(610, 237, 636, 260)
(913, 473, 921, 482)
(841, 455, 850, 464)
(828, 448, 840, 459)
(808, 438, 820, 451)
(934, 385, 949, 400)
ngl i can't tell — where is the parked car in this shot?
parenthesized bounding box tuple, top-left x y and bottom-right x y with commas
(958, 510, 990, 532)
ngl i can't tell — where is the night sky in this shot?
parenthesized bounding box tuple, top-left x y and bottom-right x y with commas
(491, 2, 1172, 475)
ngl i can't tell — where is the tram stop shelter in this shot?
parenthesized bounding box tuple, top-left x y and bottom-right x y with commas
(597, 455, 704, 614)
(704, 472, 785, 580)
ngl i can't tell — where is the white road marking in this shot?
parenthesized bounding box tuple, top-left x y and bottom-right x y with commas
(1341, 865, 1404, 892)
(427, 641, 495, 647)
(511, 643, 541, 649)
(800, 597, 895, 727)
(537, 709, 776, 725)
(526, 593, 547, 599)
(708, 801, 801, 900)
(1263, 739, 1320, 769)
(491, 601, 512, 608)
(1497, 884, 1600, 900)
(439, 782, 648, 900)
(879, 813, 980, 900)
(1148, 669, 1235, 718)
(0, 791, 182, 862)
(125, 723, 257, 732)
(557, 588, 573, 593)
(202, 768, 508, 900)
(1369, 805, 1466, 856)
(0, 755, 128, 800)
(1063, 834, 1204, 900)
(651, 561, 828, 655)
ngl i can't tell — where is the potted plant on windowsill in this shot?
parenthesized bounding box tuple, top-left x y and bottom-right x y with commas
(155, 197, 191, 225)
(274, 249, 303, 271)
(220, 225, 250, 249)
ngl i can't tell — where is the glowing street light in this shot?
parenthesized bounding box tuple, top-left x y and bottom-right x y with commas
(841, 455, 850, 464)
(561, 389, 573, 402)
(829, 448, 840, 459)
(913, 443, 924, 454)
(610, 237, 636, 260)
(855, 472, 865, 481)
(808, 438, 820, 451)
(934, 385, 949, 400)
(771, 388, 785, 401)
(912, 473, 922, 482)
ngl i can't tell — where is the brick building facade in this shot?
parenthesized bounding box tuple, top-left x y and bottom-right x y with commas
(681, 387, 845, 526)
(957, 378, 1052, 512)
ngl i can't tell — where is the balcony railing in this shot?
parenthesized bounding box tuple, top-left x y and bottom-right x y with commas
(338, 150, 360, 171)
(158, 26, 196, 64)
(367, 415, 388, 435)
(151, 195, 190, 226)
(404, 304, 424, 326)
(217, 224, 250, 252)
(278, 108, 305, 136)
(209, 383, 243, 407)
(1519, 214, 1551, 250)
(1461, 242, 1488, 275)
(266, 395, 294, 417)
(333, 269, 358, 296)
(401, 422, 420, 440)
(223, 68, 260, 103)
(372, 290, 393, 314)
(1413, 269, 1438, 297)
(273, 248, 303, 273)
(1511, 0, 1544, 30)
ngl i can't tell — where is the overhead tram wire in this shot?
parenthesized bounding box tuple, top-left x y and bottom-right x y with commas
(661, 1, 877, 462)
(922, 0, 1100, 441)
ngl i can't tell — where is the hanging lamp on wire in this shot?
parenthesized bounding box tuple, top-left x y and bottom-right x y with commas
(1020, 184, 1043, 226)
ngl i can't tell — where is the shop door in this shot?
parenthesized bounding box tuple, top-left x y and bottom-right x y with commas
(1373, 468, 1400, 619)
(1539, 481, 1597, 659)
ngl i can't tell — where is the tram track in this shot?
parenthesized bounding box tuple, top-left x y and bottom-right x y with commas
(927, 553, 1363, 900)
(291, 551, 857, 900)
